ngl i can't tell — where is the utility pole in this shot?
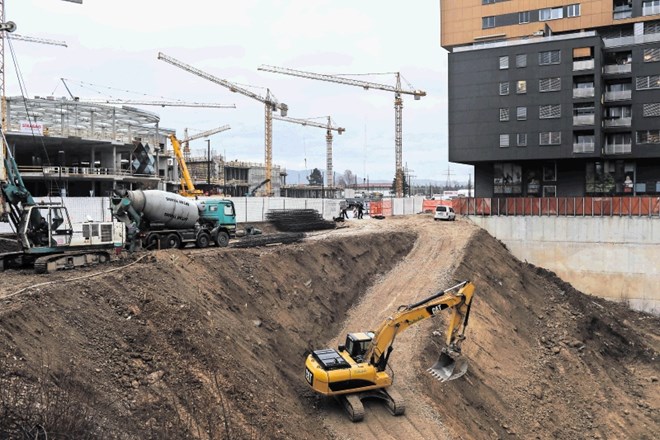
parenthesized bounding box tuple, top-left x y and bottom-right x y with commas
(444, 166, 455, 190)
(206, 139, 211, 185)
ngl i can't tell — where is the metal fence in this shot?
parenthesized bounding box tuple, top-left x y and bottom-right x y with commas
(454, 197, 660, 218)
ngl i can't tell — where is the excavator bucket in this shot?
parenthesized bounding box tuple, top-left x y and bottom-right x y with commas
(427, 350, 468, 382)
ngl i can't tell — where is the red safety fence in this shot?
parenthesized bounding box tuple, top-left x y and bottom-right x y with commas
(369, 200, 393, 217)
(421, 199, 454, 213)
(453, 197, 660, 217)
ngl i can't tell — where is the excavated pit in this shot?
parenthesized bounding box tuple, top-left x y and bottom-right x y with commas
(0, 216, 658, 439)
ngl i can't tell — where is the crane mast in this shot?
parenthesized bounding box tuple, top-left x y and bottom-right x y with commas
(258, 65, 426, 197)
(273, 115, 344, 187)
(158, 52, 288, 196)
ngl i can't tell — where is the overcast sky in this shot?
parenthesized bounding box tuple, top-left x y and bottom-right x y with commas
(6, 0, 473, 184)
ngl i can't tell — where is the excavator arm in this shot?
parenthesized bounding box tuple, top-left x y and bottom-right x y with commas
(365, 281, 475, 373)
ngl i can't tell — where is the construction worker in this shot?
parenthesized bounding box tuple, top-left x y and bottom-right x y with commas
(357, 202, 364, 219)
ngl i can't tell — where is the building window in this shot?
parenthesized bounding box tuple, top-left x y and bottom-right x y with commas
(540, 104, 561, 119)
(643, 103, 660, 117)
(539, 7, 564, 21)
(637, 130, 660, 143)
(540, 131, 561, 145)
(516, 80, 527, 94)
(567, 4, 581, 17)
(517, 133, 527, 146)
(643, 0, 660, 16)
(519, 11, 531, 24)
(483, 16, 496, 29)
(643, 47, 660, 62)
(482, 0, 496, 4)
(636, 75, 660, 90)
(499, 56, 509, 69)
(500, 108, 510, 121)
(499, 134, 510, 148)
(517, 106, 527, 120)
(515, 54, 527, 68)
(539, 50, 561, 65)
(539, 77, 561, 92)
(494, 163, 522, 194)
(500, 82, 510, 95)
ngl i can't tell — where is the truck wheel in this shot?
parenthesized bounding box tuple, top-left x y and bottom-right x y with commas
(146, 234, 160, 250)
(165, 233, 182, 249)
(215, 231, 230, 247)
(196, 232, 211, 249)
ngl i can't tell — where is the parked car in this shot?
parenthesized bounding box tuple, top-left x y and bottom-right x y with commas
(434, 205, 456, 221)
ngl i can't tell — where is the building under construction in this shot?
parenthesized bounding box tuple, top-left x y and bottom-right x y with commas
(3, 96, 298, 198)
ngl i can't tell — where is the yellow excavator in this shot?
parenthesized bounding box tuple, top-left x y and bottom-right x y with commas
(304, 280, 475, 422)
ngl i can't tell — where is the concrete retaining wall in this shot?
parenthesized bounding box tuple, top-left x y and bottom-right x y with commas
(470, 216, 660, 314)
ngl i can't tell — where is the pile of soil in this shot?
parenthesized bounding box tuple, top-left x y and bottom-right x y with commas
(0, 216, 658, 439)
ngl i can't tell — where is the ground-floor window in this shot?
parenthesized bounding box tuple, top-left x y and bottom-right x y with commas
(585, 160, 638, 194)
(494, 163, 522, 194)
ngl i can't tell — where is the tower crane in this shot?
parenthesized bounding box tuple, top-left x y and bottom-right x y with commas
(272, 115, 344, 187)
(158, 52, 288, 197)
(258, 65, 426, 197)
(59, 78, 237, 109)
(169, 124, 231, 198)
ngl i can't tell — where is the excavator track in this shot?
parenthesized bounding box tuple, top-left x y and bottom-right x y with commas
(34, 251, 111, 274)
(340, 394, 365, 422)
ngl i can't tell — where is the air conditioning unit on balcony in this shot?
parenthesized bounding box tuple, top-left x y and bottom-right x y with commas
(532, 30, 544, 36)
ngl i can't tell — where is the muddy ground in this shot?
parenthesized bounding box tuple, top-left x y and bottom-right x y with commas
(0, 215, 658, 439)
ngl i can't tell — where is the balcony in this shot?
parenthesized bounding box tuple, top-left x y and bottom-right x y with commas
(573, 59, 595, 71)
(603, 117, 632, 127)
(643, 4, 660, 16)
(573, 142, 595, 153)
(604, 90, 632, 101)
(604, 143, 632, 154)
(573, 87, 595, 98)
(603, 32, 660, 48)
(573, 114, 595, 125)
(603, 64, 632, 74)
(613, 5, 633, 20)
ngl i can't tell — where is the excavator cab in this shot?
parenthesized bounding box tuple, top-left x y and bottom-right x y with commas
(341, 332, 374, 363)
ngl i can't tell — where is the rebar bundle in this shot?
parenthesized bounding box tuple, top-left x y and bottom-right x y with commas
(265, 209, 336, 232)
(231, 232, 304, 248)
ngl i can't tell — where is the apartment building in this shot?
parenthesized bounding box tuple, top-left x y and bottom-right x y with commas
(441, 1, 660, 197)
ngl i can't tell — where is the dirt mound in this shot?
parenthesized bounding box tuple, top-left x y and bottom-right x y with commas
(1, 216, 658, 439)
(0, 226, 415, 439)
(424, 229, 659, 440)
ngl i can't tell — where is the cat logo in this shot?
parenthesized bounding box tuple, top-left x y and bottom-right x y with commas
(305, 367, 313, 385)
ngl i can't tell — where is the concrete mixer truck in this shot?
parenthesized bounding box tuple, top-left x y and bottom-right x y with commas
(111, 189, 236, 250)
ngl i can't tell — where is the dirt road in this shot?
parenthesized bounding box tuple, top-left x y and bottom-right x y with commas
(318, 216, 480, 439)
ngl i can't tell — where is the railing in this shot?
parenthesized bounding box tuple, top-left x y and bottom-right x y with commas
(573, 59, 594, 71)
(18, 166, 157, 179)
(603, 64, 632, 74)
(573, 87, 595, 98)
(613, 10, 633, 20)
(454, 197, 660, 217)
(604, 90, 632, 101)
(603, 32, 660, 48)
(604, 143, 632, 154)
(573, 114, 595, 125)
(573, 142, 595, 153)
(603, 117, 632, 127)
(643, 4, 660, 16)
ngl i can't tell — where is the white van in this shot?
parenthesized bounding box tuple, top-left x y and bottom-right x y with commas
(434, 205, 456, 221)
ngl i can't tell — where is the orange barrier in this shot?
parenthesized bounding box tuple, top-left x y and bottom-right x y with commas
(421, 199, 453, 213)
(455, 196, 660, 217)
(382, 199, 393, 217)
(369, 200, 383, 217)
